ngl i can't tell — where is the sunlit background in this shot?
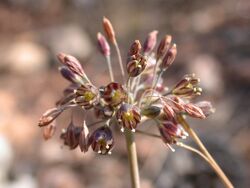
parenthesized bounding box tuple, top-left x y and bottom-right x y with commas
(0, 0, 250, 187)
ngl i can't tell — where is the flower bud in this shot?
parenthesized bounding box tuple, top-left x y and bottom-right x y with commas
(157, 35, 172, 60)
(127, 54, 147, 77)
(97, 32, 110, 56)
(195, 101, 215, 117)
(79, 121, 90, 153)
(38, 107, 63, 127)
(88, 126, 114, 155)
(101, 82, 127, 106)
(59, 66, 84, 85)
(161, 44, 177, 71)
(141, 106, 161, 118)
(75, 84, 99, 110)
(103, 17, 116, 44)
(184, 103, 206, 119)
(43, 124, 56, 140)
(129, 40, 142, 56)
(159, 121, 188, 146)
(57, 53, 85, 77)
(116, 103, 141, 132)
(143, 30, 158, 54)
(60, 122, 83, 150)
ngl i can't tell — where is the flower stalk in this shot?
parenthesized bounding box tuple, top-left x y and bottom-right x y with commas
(125, 128, 140, 188)
(177, 115, 234, 188)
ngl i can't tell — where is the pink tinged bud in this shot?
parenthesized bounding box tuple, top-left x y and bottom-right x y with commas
(159, 121, 188, 145)
(38, 107, 63, 127)
(195, 101, 215, 117)
(97, 32, 110, 56)
(184, 103, 206, 119)
(143, 30, 158, 54)
(161, 44, 177, 71)
(57, 53, 89, 82)
(43, 124, 56, 140)
(59, 66, 84, 85)
(129, 40, 142, 56)
(103, 17, 116, 44)
(157, 35, 172, 60)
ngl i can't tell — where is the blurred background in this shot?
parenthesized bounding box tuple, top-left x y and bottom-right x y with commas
(0, 0, 250, 187)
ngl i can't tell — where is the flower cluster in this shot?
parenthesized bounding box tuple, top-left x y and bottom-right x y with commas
(38, 17, 214, 154)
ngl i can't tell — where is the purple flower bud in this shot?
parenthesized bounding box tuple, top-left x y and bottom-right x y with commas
(97, 32, 110, 56)
(161, 44, 177, 71)
(59, 66, 85, 85)
(57, 53, 88, 81)
(88, 126, 114, 155)
(102, 82, 127, 106)
(38, 107, 63, 127)
(143, 30, 158, 54)
(116, 103, 141, 132)
(60, 122, 83, 150)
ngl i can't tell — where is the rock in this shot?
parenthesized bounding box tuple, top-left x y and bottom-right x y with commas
(41, 24, 93, 59)
(5, 40, 49, 74)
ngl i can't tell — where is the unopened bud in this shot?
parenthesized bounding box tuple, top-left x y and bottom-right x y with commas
(43, 124, 56, 140)
(161, 44, 177, 70)
(129, 40, 142, 56)
(184, 103, 206, 119)
(103, 17, 116, 44)
(195, 101, 215, 117)
(97, 32, 110, 56)
(141, 106, 161, 118)
(38, 107, 63, 127)
(143, 30, 158, 54)
(157, 35, 172, 60)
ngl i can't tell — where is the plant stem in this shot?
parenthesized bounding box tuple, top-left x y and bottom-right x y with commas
(177, 115, 234, 188)
(125, 128, 140, 188)
(114, 41, 126, 83)
(105, 55, 114, 82)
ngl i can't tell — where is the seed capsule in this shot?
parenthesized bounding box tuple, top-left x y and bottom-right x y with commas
(116, 103, 141, 132)
(160, 44, 177, 71)
(157, 35, 172, 60)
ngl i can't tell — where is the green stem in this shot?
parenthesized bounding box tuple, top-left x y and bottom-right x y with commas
(125, 128, 140, 188)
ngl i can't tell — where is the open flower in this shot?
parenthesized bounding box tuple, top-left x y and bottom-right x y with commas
(116, 103, 141, 132)
(88, 126, 114, 155)
(101, 82, 127, 106)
